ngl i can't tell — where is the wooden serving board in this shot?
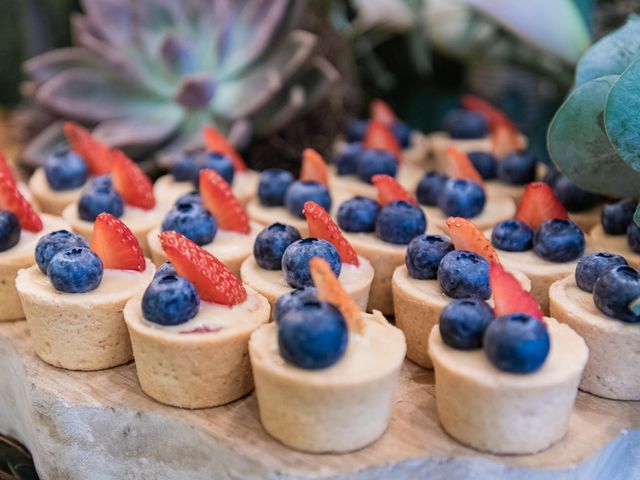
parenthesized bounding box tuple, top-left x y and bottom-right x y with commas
(1, 320, 639, 480)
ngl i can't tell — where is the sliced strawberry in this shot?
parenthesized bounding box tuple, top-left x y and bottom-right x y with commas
(369, 99, 398, 125)
(515, 182, 568, 230)
(364, 120, 402, 160)
(303, 201, 359, 266)
(461, 95, 512, 130)
(371, 174, 417, 206)
(300, 148, 329, 185)
(0, 152, 16, 185)
(490, 261, 544, 322)
(446, 217, 500, 263)
(91, 213, 145, 271)
(63, 121, 113, 175)
(310, 257, 364, 334)
(0, 171, 42, 232)
(160, 230, 247, 306)
(491, 123, 522, 159)
(111, 149, 155, 210)
(447, 146, 484, 187)
(203, 125, 248, 172)
(199, 169, 250, 234)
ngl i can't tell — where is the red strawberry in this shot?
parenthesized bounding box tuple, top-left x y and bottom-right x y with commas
(491, 123, 522, 159)
(371, 174, 417, 206)
(160, 230, 247, 306)
(364, 120, 402, 160)
(490, 262, 544, 322)
(461, 95, 512, 130)
(111, 149, 156, 210)
(303, 201, 359, 266)
(369, 99, 398, 125)
(0, 171, 42, 232)
(446, 217, 500, 263)
(91, 213, 145, 271)
(199, 169, 250, 234)
(515, 182, 568, 230)
(203, 125, 248, 172)
(63, 121, 113, 175)
(300, 148, 329, 185)
(0, 152, 16, 185)
(447, 146, 484, 187)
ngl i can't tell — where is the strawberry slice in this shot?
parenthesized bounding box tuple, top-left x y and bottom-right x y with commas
(490, 261, 544, 322)
(199, 169, 250, 234)
(515, 182, 568, 230)
(0, 152, 16, 185)
(491, 123, 522, 159)
(310, 257, 364, 334)
(299, 148, 329, 185)
(446, 217, 500, 263)
(371, 174, 417, 206)
(91, 213, 145, 271)
(447, 146, 484, 187)
(364, 120, 402, 160)
(0, 171, 42, 232)
(369, 99, 398, 125)
(160, 230, 247, 306)
(461, 95, 512, 130)
(203, 125, 248, 172)
(111, 149, 156, 210)
(303, 201, 359, 266)
(63, 121, 113, 175)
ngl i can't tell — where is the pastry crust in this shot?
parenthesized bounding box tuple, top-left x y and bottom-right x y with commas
(28, 168, 84, 215)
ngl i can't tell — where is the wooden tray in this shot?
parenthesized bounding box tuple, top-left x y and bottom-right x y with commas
(1, 320, 639, 480)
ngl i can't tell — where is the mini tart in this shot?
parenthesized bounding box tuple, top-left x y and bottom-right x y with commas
(422, 194, 515, 234)
(16, 259, 155, 370)
(246, 200, 310, 236)
(550, 275, 640, 400)
(429, 131, 528, 169)
(392, 265, 531, 368)
(28, 167, 84, 215)
(124, 287, 270, 409)
(146, 222, 261, 277)
(0, 214, 69, 322)
(589, 224, 640, 265)
(429, 317, 588, 455)
(240, 255, 374, 312)
(249, 311, 406, 453)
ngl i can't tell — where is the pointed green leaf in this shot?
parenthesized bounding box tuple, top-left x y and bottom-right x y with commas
(634, 202, 640, 227)
(630, 295, 640, 315)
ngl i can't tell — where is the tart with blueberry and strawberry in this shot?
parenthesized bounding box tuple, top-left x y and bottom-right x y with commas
(124, 231, 269, 408)
(430, 262, 588, 454)
(147, 169, 260, 276)
(589, 198, 640, 264)
(16, 214, 155, 370)
(240, 201, 374, 311)
(249, 257, 406, 453)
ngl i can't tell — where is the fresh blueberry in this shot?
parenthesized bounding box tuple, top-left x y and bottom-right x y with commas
(337, 197, 381, 233)
(47, 247, 103, 293)
(169, 150, 199, 182)
(284, 181, 332, 219)
(443, 110, 489, 139)
(274, 286, 318, 323)
(334, 143, 363, 176)
(593, 266, 640, 322)
(553, 176, 598, 212)
(601, 198, 636, 235)
(161, 201, 217, 246)
(437, 179, 486, 218)
(437, 250, 490, 300)
(175, 191, 202, 206)
(278, 300, 348, 369)
(254, 223, 302, 270)
(483, 313, 550, 373)
(35, 230, 89, 274)
(629, 222, 640, 253)
(440, 298, 495, 349)
(375, 200, 426, 245)
(345, 119, 368, 143)
(356, 149, 397, 183)
(416, 171, 448, 206)
(78, 175, 124, 222)
(196, 151, 234, 186)
(391, 121, 411, 148)
(44, 148, 88, 191)
(497, 152, 537, 185)
(281, 238, 341, 288)
(405, 234, 454, 280)
(533, 219, 585, 262)
(467, 151, 497, 180)
(142, 274, 200, 325)
(542, 165, 561, 188)
(154, 261, 176, 278)
(0, 211, 20, 253)
(575, 252, 628, 293)
(258, 169, 295, 207)
(491, 220, 533, 252)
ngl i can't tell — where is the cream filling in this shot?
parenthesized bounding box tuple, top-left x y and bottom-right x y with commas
(422, 194, 515, 228)
(590, 224, 640, 261)
(246, 199, 310, 230)
(154, 170, 258, 204)
(29, 167, 86, 201)
(0, 214, 69, 261)
(65, 202, 165, 231)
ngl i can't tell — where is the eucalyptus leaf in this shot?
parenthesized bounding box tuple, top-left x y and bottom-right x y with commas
(630, 295, 640, 315)
(634, 202, 640, 228)
(547, 75, 640, 197)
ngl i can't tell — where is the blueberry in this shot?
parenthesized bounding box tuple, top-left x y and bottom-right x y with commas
(175, 191, 202, 207)
(533, 219, 585, 262)
(345, 119, 368, 143)
(575, 252, 628, 293)
(483, 313, 550, 373)
(440, 298, 495, 349)
(375, 200, 426, 245)
(337, 197, 381, 233)
(443, 110, 489, 139)
(284, 181, 332, 219)
(437, 250, 490, 300)
(497, 152, 537, 185)
(169, 150, 199, 182)
(142, 274, 200, 325)
(278, 300, 348, 369)
(416, 171, 448, 206)
(593, 266, 640, 322)
(629, 223, 640, 253)
(35, 230, 89, 274)
(601, 198, 636, 235)
(553, 176, 598, 212)
(154, 261, 176, 278)
(44, 148, 88, 191)
(437, 179, 486, 218)
(405, 234, 454, 280)
(258, 169, 295, 207)
(47, 247, 103, 293)
(356, 149, 397, 184)
(274, 286, 318, 323)
(542, 165, 561, 188)
(196, 151, 235, 186)
(334, 143, 363, 176)
(467, 151, 497, 180)
(491, 220, 533, 252)
(254, 223, 302, 270)
(162, 201, 217, 246)
(0, 211, 20, 253)
(391, 121, 411, 148)
(78, 175, 124, 222)
(282, 238, 341, 288)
